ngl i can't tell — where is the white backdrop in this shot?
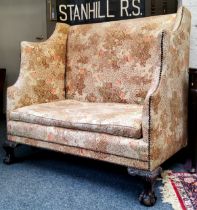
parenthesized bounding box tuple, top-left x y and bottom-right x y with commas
(183, 0, 197, 68)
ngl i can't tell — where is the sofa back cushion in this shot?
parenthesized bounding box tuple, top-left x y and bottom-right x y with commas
(66, 14, 175, 104)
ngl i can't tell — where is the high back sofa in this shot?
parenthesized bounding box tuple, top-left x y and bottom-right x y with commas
(4, 6, 191, 206)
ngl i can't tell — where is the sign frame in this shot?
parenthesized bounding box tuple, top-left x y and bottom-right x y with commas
(56, 0, 146, 25)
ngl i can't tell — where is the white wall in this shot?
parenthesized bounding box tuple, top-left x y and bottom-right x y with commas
(183, 0, 197, 68)
(0, 0, 47, 86)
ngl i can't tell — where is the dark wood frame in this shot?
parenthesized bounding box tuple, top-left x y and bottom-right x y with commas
(128, 167, 162, 206)
(3, 140, 19, 164)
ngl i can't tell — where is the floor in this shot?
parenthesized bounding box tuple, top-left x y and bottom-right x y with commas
(0, 118, 187, 210)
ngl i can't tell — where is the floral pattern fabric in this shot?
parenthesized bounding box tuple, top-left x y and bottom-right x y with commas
(66, 14, 176, 105)
(8, 135, 149, 170)
(7, 121, 148, 162)
(10, 99, 143, 138)
(6, 7, 191, 171)
(142, 7, 191, 170)
(7, 23, 70, 117)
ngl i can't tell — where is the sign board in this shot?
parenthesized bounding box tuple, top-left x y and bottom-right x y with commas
(57, 0, 145, 25)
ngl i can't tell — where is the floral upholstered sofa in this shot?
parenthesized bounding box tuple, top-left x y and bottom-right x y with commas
(4, 6, 191, 206)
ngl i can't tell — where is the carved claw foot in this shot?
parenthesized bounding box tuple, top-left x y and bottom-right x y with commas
(128, 167, 162, 207)
(139, 190, 157, 206)
(3, 140, 19, 165)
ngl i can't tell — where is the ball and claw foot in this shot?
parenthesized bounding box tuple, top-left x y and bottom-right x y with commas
(128, 167, 162, 207)
(139, 191, 157, 207)
(3, 141, 18, 165)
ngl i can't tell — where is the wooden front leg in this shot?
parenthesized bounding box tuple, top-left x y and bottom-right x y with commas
(3, 140, 19, 164)
(128, 167, 162, 207)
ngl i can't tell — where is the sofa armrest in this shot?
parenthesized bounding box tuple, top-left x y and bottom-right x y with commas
(7, 23, 70, 116)
(142, 7, 191, 171)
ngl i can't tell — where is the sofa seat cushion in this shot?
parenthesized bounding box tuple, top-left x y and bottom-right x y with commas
(9, 100, 143, 138)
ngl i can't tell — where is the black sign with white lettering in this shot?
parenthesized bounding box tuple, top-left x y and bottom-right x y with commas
(57, 0, 145, 25)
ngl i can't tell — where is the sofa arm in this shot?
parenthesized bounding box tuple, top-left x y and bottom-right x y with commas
(142, 7, 191, 171)
(7, 23, 70, 116)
